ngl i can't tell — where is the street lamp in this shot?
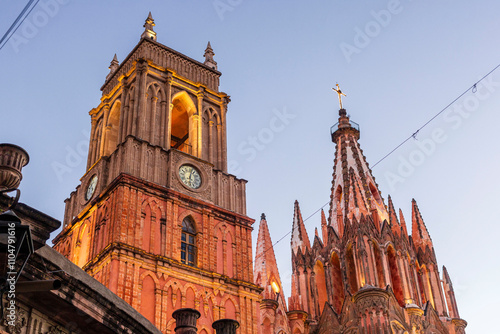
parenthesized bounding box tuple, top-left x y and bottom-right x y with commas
(0, 210, 33, 290)
(0, 143, 33, 311)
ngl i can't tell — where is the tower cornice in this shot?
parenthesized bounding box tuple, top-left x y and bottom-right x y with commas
(101, 38, 222, 94)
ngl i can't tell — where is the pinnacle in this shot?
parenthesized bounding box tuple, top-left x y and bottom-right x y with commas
(254, 215, 286, 304)
(411, 199, 432, 249)
(387, 195, 399, 228)
(321, 209, 326, 226)
(141, 12, 157, 41)
(203, 41, 217, 70)
(112, 53, 118, 62)
(443, 266, 452, 285)
(291, 200, 311, 254)
(399, 208, 408, 236)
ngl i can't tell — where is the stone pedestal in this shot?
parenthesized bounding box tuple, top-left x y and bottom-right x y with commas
(172, 308, 200, 334)
(212, 319, 239, 334)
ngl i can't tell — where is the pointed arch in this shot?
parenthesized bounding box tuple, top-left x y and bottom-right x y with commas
(185, 286, 196, 308)
(224, 298, 236, 319)
(181, 216, 197, 266)
(76, 221, 91, 267)
(387, 245, 404, 306)
(416, 261, 427, 305)
(140, 274, 156, 325)
(171, 91, 197, 154)
(371, 240, 385, 287)
(145, 82, 166, 145)
(103, 101, 121, 156)
(141, 198, 164, 254)
(125, 85, 136, 136)
(93, 118, 104, 163)
(220, 294, 239, 311)
(201, 107, 221, 166)
(330, 251, 344, 314)
(314, 260, 328, 315)
(346, 244, 358, 293)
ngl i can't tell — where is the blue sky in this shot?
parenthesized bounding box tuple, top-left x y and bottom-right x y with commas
(1, 1, 499, 332)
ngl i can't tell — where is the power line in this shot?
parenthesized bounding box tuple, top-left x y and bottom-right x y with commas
(0, 0, 40, 51)
(370, 62, 500, 169)
(256, 201, 330, 261)
(256, 62, 500, 261)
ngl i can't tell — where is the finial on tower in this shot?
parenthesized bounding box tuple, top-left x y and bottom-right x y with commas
(261, 213, 266, 220)
(332, 83, 347, 111)
(204, 41, 218, 70)
(141, 12, 157, 41)
(330, 83, 359, 142)
(106, 54, 120, 80)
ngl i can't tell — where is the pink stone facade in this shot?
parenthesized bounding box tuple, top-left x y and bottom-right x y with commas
(53, 15, 261, 334)
(253, 109, 467, 333)
(52, 13, 466, 334)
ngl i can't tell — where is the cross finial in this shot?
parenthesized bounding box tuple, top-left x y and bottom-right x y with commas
(332, 83, 347, 110)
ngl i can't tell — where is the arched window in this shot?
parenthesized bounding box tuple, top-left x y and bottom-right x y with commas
(181, 217, 196, 266)
(387, 245, 404, 306)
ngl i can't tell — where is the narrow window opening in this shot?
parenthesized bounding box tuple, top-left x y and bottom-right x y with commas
(181, 217, 196, 266)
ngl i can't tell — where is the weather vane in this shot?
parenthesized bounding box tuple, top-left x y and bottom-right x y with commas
(332, 83, 346, 109)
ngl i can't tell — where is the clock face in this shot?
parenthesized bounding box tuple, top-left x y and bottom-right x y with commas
(179, 165, 201, 189)
(85, 175, 98, 201)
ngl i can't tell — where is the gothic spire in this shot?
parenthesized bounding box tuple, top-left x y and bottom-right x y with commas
(411, 199, 433, 251)
(254, 214, 287, 306)
(291, 200, 311, 255)
(141, 12, 157, 41)
(204, 41, 217, 70)
(328, 90, 389, 236)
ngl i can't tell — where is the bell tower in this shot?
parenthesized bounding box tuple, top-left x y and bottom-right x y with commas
(53, 14, 261, 334)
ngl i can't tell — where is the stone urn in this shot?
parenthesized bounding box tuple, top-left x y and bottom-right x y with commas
(0, 143, 29, 191)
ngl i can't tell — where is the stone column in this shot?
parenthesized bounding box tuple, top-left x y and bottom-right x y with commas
(172, 308, 200, 334)
(212, 319, 239, 334)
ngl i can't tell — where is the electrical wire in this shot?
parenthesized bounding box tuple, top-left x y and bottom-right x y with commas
(256, 61, 500, 260)
(0, 0, 41, 51)
(370, 62, 500, 169)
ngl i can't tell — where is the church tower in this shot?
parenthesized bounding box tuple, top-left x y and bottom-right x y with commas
(269, 87, 467, 333)
(53, 14, 261, 334)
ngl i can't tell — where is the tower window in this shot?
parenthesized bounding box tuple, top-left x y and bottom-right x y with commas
(181, 217, 196, 266)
